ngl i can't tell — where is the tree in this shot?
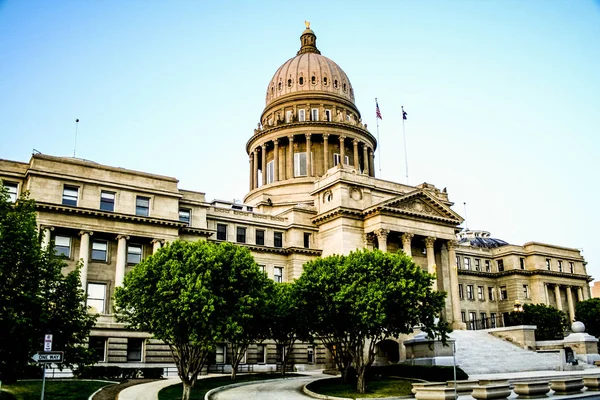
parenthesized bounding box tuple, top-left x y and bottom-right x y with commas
(296, 249, 449, 394)
(576, 298, 600, 339)
(508, 303, 568, 340)
(0, 189, 96, 383)
(114, 240, 268, 400)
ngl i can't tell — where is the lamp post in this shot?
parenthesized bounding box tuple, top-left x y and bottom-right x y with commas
(513, 300, 524, 313)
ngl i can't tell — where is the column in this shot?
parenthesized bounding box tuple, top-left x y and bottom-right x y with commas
(374, 229, 389, 252)
(151, 239, 163, 254)
(339, 136, 346, 165)
(323, 134, 329, 172)
(79, 231, 92, 290)
(554, 285, 563, 311)
(369, 148, 375, 177)
(577, 287, 584, 302)
(353, 139, 359, 170)
(115, 235, 129, 287)
(40, 226, 53, 249)
(249, 153, 254, 191)
(363, 233, 375, 250)
(261, 144, 267, 186)
(566, 286, 575, 322)
(287, 135, 294, 179)
(425, 237, 436, 277)
(306, 134, 312, 177)
(447, 240, 465, 329)
(252, 148, 259, 188)
(273, 139, 279, 182)
(544, 284, 550, 305)
(362, 143, 369, 175)
(401, 233, 414, 257)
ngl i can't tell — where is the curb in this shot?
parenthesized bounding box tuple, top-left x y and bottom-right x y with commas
(204, 375, 316, 400)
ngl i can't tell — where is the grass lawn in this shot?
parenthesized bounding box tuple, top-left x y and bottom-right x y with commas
(158, 373, 301, 400)
(307, 377, 414, 399)
(0, 379, 114, 400)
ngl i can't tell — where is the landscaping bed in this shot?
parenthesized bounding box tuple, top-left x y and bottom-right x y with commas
(307, 377, 414, 399)
(0, 380, 113, 400)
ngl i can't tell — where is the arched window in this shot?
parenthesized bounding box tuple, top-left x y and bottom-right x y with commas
(299, 76, 304, 85)
(343, 83, 347, 92)
(278, 82, 282, 91)
(334, 79, 338, 89)
(311, 76, 316, 85)
(323, 77, 328, 85)
(287, 79, 292, 87)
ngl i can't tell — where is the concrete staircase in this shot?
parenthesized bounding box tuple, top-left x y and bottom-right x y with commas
(450, 330, 564, 375)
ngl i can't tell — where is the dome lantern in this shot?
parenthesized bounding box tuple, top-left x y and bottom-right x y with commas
(297, 21, 321, 55)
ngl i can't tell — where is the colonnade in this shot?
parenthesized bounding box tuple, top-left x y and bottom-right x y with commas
(545, 283, 585, 322)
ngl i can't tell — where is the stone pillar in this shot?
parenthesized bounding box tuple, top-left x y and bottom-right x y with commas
(555, 285, 563, 311)
(249, 153, 254, 191)
(79, 231, 92, 290)
(252, 148, 259, 189)
(369, 148, 375, 177)
(425, 237, 436, 277)
(374, 229, 389, 252)
(151, 239, 163, 254)
(578, 287, 584, 302)
(40, 226, 53, 249)
(306, 134, 312, 177)
(323, 134, 329, 172)
(362, 143, 369, 175)
(353, 139, 359, 170)
(544, 284, 550, 305)
(287, 135, 294, 179)
(339, 136, 346, 165)
(401, 233, 414, 257)
(261, 144, 267, 186)
(363, 233, 375, 250)
(115, 235, 129, 287)
(273, 139, 279, 182)
(447, 240, 465, 329)
(566, 286, 575, 322)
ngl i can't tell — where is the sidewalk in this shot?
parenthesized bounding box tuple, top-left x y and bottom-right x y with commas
(117, 378, 181, 400)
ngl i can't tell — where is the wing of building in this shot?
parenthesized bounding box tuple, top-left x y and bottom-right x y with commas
(0, 26, 591, 371)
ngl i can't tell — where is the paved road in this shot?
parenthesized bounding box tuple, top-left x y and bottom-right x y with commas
(211, 374, 329, 400)
(118, 378, 182, 400)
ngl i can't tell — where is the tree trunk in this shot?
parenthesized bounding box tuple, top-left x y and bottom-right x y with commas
(356, 366, 367, 394)
(341, 363, 351, 384)
(181, 380, 192, 400)
(231, 366, 237, 380)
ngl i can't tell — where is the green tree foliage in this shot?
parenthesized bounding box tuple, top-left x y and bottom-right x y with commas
(296, 249, 449, 394)
(575, 298, 600, 339)
(0, 189, 96, 383)
(114, 240, 269, 400)
(508, 303, 568, 340)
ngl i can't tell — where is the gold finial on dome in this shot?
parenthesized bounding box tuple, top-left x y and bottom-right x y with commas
(305, 20, 310, 29)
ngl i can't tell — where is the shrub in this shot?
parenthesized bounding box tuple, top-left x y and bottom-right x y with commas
(343, 364, 468, 384)
(73, 366, 163, 380)
(508, 303, 568, 340)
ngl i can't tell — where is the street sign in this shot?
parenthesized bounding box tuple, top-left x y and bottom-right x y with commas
(32, 351, 63, 363)
(44, 334, 53, 352)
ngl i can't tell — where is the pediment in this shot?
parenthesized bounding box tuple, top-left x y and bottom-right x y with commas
(370, 190, 463, 225)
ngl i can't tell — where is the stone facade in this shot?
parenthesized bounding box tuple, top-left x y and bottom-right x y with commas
(0, 25, 591, 370)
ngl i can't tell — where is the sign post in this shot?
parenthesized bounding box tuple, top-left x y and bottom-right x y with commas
(41, 334, 52, 400)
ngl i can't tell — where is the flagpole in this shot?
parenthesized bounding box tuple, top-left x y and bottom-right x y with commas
(375, 98, 382, 177)
(402, 106, 408, 184)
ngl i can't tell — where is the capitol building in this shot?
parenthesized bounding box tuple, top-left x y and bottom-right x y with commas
(0, 26, 591, 370)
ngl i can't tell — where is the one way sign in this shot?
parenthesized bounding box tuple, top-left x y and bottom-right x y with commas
(32, 351, 64, 363)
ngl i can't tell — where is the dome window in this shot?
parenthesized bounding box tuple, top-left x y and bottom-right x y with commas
(343, 83, 347, 92)
(271, 85, 274, 95)
(278, 82, 282, 91)
(323, 77, 328, 86)
(287, 79, 292, 87)
(334, 79, 338, 89)
(311, 76, 316, 85)
(299, 76, 304, 85)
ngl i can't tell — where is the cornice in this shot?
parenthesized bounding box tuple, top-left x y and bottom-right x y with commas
(207, 240, 322, 256)
(458, 268, 593, 282)
(262, 92, 359, 115)
(180, 226, 213, 237)
(312, 207, 364, 225)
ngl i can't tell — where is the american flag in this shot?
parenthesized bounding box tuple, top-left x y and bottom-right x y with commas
(375, 100, 382, 120)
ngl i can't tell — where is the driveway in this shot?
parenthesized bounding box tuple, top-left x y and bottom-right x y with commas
(210, 373, 329, 400)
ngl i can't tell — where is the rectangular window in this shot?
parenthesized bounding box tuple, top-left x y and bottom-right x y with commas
(136, 196, 150, 216)
(497, 259, 504, 272)
(89, 337, 106, 362)
(464, 258, 471, 270)
(217, 224, 227, 241)
(524, 284, 530, 299)
(127, 339, 143, 362)
(266, 160, 274, 184)
(478, 286, 484, 301)
(3, 181, 18, 202)
(258, 265, 266, 275)
(488, 287, 495, 301)
(333, 153, 349, 167)
(324, 109, 331, 122)
(469, 311, 476, 322)
(100, 191, 115, 212)
(91, 241, 108, 262)
(467, 285, 474, 300)
(62, 185, 79, 206)
(54, 235, 71, 258)
(256, 344, 266, 364)
(546, 259, 551, 270)
(458, 284, 464, 300)
(294, 152, 307, 176)
(215, 344, 226, 364)
(490, 313, 497, 328)
(461, 311, 466, 323)
(307, 345, 315, 363)
(569, 262, 574, 273)
(87, 283, 106, 314)
(485, 260, 491, 272)
(456, 255, 461, 268)
(500, 286, 508, 300)
(298, 109, 306, 122)
(311, 108, 319, 121)
(520, 257, 525, 270)
(303, 232, 311, 249)
(274, 232, 283, 248)
(475, 259, 481, 271)
(237, 227, 246, 243)
(256, 229, 265, 245)
(285, 110, 293, 123)
(274, 267, 283, 283)
(179, 208, 191, 224)
(558, 260, 563, 272)
(127, 244, 142, 264)
(481, 312, 488, 329)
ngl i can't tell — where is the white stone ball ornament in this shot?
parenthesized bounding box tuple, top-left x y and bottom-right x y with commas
(572, 321, 585, 333)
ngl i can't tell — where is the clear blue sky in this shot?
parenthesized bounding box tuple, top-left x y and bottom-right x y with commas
(1, 1, 599, 283)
